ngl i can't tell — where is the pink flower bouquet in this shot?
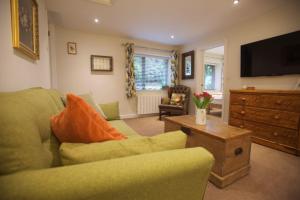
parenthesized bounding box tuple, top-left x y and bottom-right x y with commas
(192, 92, 214, 109)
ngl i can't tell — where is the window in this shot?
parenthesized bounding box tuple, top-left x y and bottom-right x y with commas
(134, 54, 170, 90)
(204, 64, 216, 90)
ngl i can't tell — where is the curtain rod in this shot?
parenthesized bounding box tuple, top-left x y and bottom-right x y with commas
(122, 43, 174, 53)
(135, 45, 174, 53)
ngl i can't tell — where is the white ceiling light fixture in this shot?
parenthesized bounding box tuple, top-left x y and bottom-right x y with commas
(87, 0, 112, 6)
(94, 18, 99, 23)
(170, 35, 175, 39)
(233, 0, 240, 5)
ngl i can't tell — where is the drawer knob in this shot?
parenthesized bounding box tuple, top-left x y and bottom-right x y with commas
(274, 115, 280, 120)
(239, 125, 244, 128)
(240, 110, 245, 115)
(235, 147, 243, 156)
(273, 132, 278, 136)
(241, 97, 246, 101)
(276, 100, 282, 105)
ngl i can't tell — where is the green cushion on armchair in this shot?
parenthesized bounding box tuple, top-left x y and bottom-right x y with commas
(161, 97, 170, 104)
(59, 131, 187, 165)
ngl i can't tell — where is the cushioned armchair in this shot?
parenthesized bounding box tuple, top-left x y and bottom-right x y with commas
(0, 88, 213, 200)
(159, 85, 190, 120)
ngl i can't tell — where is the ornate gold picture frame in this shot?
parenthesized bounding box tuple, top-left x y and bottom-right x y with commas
(11, 0, 39, 60)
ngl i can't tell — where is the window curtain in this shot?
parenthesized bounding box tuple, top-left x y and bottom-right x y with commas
(170, 50, 179, 86)
(124, 43, 136, 98)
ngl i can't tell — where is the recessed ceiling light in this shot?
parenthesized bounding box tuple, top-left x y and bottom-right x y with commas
(170, 35, 175, 39)
(233, 0, 239, 5)
(94, 18, 99, 23)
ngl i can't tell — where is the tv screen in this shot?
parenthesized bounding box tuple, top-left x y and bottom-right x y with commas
(241, 31, 300, 77)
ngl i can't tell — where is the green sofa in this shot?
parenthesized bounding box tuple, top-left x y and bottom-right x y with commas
(0, 88, 214, 200)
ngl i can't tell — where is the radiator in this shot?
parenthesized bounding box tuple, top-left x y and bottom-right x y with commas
(137, 95, 163, 114)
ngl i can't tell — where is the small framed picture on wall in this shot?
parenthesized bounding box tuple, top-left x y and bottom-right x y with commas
(91, 55, 113, 72)
(67, 42, 77, 55)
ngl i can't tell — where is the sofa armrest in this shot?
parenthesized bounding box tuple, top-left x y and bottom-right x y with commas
(0, 147, 214, 200)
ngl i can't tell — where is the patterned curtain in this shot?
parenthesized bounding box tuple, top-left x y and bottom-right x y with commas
(124, 43, 136, 98)
(170, 50, 179, 86)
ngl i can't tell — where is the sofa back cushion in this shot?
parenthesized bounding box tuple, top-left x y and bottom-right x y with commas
(62, 93, 107, 119)
(99, 101, 120, 120)
(0, 88, 64, 175)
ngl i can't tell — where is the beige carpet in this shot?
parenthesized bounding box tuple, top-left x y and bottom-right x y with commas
(124, 116, 300, 200)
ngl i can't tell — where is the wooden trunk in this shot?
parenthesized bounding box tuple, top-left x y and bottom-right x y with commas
(229, 89, 300, 156)
(165, 115, 251, 188)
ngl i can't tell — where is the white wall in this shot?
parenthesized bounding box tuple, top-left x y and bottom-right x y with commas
(0, 0, 51, 91)
(51, 26, 176, 118)
(180, 1, 300, 122)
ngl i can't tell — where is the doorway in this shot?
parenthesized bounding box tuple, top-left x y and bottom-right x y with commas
(203, 46, 224, 118)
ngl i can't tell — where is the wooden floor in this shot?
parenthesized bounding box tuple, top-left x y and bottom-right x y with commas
(124, 116, 300, 200)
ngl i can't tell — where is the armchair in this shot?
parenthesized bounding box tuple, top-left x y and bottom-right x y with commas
(159, 85, 190, 120)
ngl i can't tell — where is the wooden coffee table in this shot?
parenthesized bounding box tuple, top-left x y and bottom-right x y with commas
(164, 115, 252, 188)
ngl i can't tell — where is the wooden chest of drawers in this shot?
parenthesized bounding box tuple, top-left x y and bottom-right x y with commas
(229, 89, 300, 156)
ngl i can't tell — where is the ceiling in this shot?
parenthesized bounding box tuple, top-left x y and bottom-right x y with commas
(46, 0, 291, 45)
(206, 46, 224, 55)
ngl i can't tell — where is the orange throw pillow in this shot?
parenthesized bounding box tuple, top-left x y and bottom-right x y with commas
(51, 93, 126, 143)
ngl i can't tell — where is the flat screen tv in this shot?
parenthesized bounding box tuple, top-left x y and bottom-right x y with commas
(241, 31, 300, 77)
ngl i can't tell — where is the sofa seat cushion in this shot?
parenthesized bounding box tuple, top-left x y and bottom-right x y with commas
(108, 120, 139, 138)
(59, 131, 187, 165)
(0, 88, 65, 175)
(51, 94, 126, 143)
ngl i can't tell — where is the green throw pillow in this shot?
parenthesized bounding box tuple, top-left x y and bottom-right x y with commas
(161, 97, 170, 104)
(59, 131, 187, 166)
(62, 93, 107, 119)
(99, 101, 120, 120)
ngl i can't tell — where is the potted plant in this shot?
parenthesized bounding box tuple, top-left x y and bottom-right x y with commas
(192, 92, 213, 125)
